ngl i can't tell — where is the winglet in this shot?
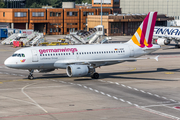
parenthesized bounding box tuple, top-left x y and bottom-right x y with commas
(154, 55, 159, 61)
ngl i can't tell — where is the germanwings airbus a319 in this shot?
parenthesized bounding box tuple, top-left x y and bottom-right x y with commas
(4, 12, 160, 80)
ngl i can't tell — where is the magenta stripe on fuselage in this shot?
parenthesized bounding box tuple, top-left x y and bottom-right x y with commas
(147, 12, 157, 48)
(140, 13, 150, 48)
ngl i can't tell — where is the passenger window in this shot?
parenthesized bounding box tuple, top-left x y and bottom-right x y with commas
(40, 54, 42, 56)
(69, 53, 70, 55)
(94, 52, 96, 54)
(73, 53, 74, 55)
(109, 51, 110, 53)
(51, 54, 52, 56)
(61, 53, 63, 55)
(56, 54, 57, 56)
(77, 53, 78, 55)
(59, 53, 60, 55)
(45, 54, 47, 56)
(89, 52, 91, 54)
(43, 54, 44, 56)
(114, 51, 116, 53)
(64, 53, 65, 55)
(53, 54, 55, 56)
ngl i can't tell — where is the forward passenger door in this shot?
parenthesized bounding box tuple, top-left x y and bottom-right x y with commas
(31, 49, 38, 62)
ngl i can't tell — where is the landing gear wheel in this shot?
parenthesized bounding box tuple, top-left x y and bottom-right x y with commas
(28, 69, 34, 80)
(28, 75, 34, 80)
(175, 44, 180, 48)
(91, 72, 99, 79)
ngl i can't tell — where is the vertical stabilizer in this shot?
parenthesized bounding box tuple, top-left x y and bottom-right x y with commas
(129, 12, 157, 48)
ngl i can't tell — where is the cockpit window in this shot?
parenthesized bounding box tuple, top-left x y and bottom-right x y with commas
(17, 54, 21, 57)
(12, 53, 25, 57)
(22, 54, 25, 57)
(12, 54, 17, 57)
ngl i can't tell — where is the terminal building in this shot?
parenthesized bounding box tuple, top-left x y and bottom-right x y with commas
(0, 0, 173, 36)
(120, 0, 180, 19)
(88, 14, 173, 36)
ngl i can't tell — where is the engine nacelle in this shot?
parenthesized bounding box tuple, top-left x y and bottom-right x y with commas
(38, 69, 55, 73)
(156, 38, 170, 45)
(66, 65, 89, 77)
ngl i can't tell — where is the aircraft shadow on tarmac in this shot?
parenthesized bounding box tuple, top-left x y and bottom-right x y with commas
(24, 68, 180, 81)
(99, 68, 180, 81)
(149, 52, 180, 55)
(35, 73, 68, 79)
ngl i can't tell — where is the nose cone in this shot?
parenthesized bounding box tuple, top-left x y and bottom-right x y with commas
(4, 57, 12, 68)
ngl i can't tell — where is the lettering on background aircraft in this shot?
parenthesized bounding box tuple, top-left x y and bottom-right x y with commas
(154, 27, 180, 36)
(39, 48, 78, 54)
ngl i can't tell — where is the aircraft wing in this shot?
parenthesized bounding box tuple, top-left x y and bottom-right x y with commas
(54, 56, 159, 67)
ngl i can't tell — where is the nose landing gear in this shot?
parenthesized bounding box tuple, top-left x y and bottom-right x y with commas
(28, 69, 34, 80)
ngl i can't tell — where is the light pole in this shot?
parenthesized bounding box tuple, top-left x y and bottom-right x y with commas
(7, 0, 8, 8)
(167, 0, 169, 16)
(101, 0, 102, 25)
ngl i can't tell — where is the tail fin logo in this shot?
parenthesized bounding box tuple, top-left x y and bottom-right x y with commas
(131, 12, 157, 48)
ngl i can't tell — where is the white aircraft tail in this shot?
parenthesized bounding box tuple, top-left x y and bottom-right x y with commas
(128, 12, 157, 48)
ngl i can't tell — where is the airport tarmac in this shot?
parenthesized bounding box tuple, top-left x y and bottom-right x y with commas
(0, 36, 180, 120)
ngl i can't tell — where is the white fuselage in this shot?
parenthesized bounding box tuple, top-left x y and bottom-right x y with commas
(4, 43, 158, 70)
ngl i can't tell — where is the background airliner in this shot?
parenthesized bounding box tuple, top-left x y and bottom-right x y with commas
(153, 26, 180, 48)
(4, 12, 160, 80)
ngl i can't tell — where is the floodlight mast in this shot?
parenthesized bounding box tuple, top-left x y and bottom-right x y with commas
(101, 0, 102, 25)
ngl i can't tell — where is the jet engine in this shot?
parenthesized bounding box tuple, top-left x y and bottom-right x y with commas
(156, 38, 170, 45)
(66, 65, 89, 77)
(38, 69, 55, 73)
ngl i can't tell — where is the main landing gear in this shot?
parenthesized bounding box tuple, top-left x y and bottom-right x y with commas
(91, 72, 99, 79)
(90, 68, 99, 79)
(174, 41, 180, 48)
(28, 69, 34, 80)
(175, 44, 180, 48)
